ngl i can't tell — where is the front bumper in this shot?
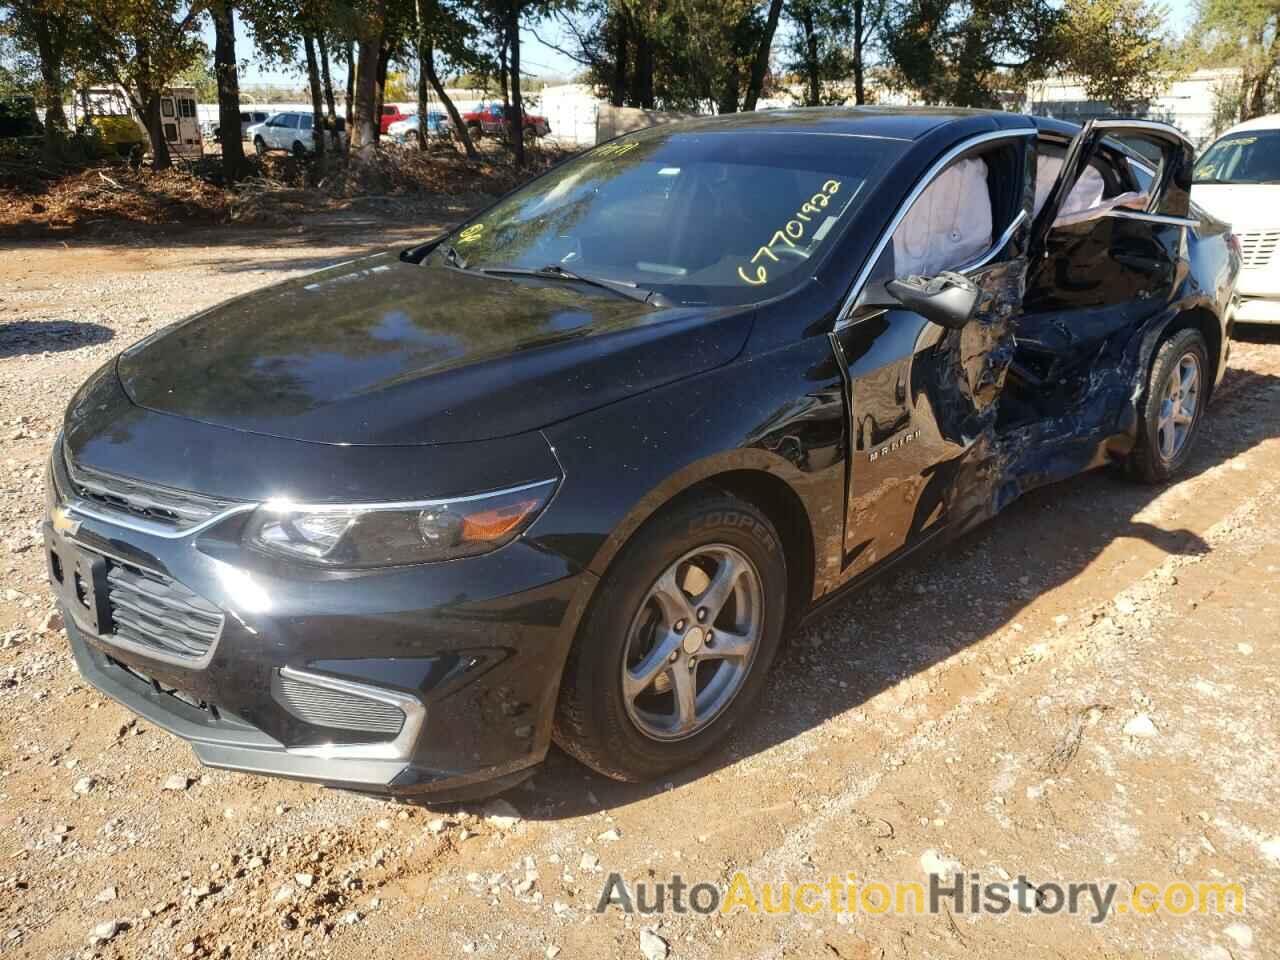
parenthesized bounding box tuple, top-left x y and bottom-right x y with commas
(1229, 294, 1280, 325)
(45, 427, 597, 798)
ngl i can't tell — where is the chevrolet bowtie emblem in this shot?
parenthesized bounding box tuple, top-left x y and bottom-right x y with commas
(51, 506, 81, 537)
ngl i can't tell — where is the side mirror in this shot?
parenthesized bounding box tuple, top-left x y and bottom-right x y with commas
(886, 271, 981, 330)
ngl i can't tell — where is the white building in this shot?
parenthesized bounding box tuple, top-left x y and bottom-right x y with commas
(1025, 68, 1242, 146)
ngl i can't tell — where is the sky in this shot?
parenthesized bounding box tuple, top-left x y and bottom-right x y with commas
(205, 0, 1200, 89)
(202, 16, 584, 88)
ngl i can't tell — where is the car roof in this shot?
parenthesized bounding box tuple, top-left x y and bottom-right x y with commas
(1216, 114, 1280, 138)
(626, 106, 1044, 141)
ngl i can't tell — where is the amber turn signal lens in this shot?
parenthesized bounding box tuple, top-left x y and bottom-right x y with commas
(461, 498, 541, 542)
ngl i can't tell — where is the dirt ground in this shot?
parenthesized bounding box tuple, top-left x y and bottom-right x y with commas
(1, 220, 1278, 960)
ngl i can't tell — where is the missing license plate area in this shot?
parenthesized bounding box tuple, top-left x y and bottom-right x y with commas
(108, 656, 221, 719)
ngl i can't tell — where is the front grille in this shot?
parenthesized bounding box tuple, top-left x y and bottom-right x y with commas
(1238, 230, 1280, 269)
(106, 563, 223, 661)
(272, 672, 406, 735)
(62, 445, 236, 531)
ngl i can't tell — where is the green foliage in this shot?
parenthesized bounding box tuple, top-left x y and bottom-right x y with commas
(1193, 0, 1280, 121)
(1057, 0, 1182, 108)
(176, 48, 218, 101)
(782, 0, 855, 104)
(884, 0, 1063, 106)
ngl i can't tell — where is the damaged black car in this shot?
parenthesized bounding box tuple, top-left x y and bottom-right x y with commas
(45, 108, 1239, 799)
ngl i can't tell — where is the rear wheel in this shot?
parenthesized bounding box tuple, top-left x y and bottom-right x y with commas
(553, 492, 787, 782)
(466, 122, 482, 141)
(291, 140, 306, 158)
(1126, 328, 1209, 483)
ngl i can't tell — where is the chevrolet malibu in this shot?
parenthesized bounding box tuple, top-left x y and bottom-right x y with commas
(46, 109, 1238, 800)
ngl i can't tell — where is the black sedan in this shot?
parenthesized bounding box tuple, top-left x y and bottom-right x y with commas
(45, 108, 1238, 799)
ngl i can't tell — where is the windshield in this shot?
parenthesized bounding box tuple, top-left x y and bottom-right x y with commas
(1194, 131, 1280, 184)
(431, 128, 900, 306)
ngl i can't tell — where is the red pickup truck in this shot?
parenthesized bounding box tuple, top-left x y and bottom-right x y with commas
(379, 104, 410, 134)
(462, 103, 550, 140)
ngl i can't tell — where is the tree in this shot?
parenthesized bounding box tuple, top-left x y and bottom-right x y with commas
(86, 0, 205, 168)
(413, 0, 479, 158)
(884, 0, 1063, 106)
(741, 0, 783, 110)
(209, 0, 250, 180)
(1057, 0, 1179, 110)
(785, 0, 863, 105)
(350, 0, 385, 158)
(1195, 0, 1280, 122)
(1, 0, 87, 132)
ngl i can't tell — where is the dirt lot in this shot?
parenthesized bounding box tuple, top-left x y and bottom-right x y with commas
(1, 220, 1278, 960)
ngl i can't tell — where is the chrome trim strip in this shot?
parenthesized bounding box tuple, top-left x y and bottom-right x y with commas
(955, 208, 1030, 275)
(1087, 118, 1195, 150)
(834, 127, 1037, 330)
(278, 666, 427, 762)
(65, 498, 257, 539)
(1106, 209, 1200, 229)
(258, 478, 559, 515)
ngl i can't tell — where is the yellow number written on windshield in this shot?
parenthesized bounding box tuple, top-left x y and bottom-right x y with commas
(737, 179, 843, 286)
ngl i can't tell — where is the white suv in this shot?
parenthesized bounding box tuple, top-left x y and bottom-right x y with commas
(1193, 115, 1280, 325)
(247, 112, 345, 157)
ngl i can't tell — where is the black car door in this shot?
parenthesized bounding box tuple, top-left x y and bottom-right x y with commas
(830, 130, 1036, 581)
(1006, 120, 1198, 435)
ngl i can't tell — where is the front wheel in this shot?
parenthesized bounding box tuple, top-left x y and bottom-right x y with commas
(253, 136, 267, 157)
(553, 492, 787, 782)
(1126, 327, 1209, 483)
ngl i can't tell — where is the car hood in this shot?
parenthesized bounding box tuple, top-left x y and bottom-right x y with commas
(116, 251, 752, 446)
(1191, 183, 1280, 231)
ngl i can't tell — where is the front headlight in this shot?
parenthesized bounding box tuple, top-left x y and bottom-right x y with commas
(243, 479, 557, 567)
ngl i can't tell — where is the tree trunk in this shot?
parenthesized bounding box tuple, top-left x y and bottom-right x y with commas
(303, 33, 326, 159)
(418, 19, 477, 158)
(32, 19, 67, 131)
(718, 64, 741, 114)
(211, 1, 250, 181)
(853, 0, 867, 105)
(352, 38, 383, 157)
(374, 42, 391, 143)
(317, 30, 338, 121)
(135, 41, 172, 170)
(506, 0, 525, 164)
(416, 32, 430, 151)
(801, 8, 820, 106)
(610, 13, 627, 107)
(742, 0, 784, 111)
(345, 41, 355, 127)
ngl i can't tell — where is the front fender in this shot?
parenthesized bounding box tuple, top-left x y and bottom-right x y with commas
(529, 335, 849, 600)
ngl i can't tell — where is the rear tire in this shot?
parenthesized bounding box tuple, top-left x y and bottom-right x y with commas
(291, 140, 306, 158)
(553, 492, 787, 782)
(1126, 328, 1209, 484)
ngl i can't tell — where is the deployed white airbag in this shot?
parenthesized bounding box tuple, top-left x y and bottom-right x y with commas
(892, 157, 992, 277)
(1035, 154, 1147, 226)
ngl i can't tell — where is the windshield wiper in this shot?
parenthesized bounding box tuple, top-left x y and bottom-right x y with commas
(479, 264, 669, 306)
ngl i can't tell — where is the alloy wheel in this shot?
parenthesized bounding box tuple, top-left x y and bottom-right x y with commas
(621, 544, 764, 742)
(1156, 351, 1201, 462)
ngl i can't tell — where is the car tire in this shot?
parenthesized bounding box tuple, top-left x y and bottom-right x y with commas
(466, 123, 482, 140)
(253, 136, 266, 157)
(553, 491, 787, 782)
(1126, 328, 1210, 484)
(292, 140, 306, 158)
